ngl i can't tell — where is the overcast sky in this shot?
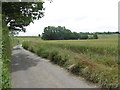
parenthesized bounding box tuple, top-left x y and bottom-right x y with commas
(18, 0, 119, 36)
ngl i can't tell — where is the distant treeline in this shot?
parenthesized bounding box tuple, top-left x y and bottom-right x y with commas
(79, 31, 119, 35)
(41, 26, 98, 40)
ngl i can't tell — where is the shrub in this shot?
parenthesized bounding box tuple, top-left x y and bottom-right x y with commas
(88, 37, 94, 39)
(93, 34, 98, 39)
(80, 34, 88, 39)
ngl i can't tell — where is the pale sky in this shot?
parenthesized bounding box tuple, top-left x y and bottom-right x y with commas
(18, 0, 119, 36)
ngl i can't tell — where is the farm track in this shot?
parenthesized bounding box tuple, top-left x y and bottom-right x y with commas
(11, 45, 98, 88)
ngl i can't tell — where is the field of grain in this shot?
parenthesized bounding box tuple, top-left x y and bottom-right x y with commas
(21, 34, 118, 88)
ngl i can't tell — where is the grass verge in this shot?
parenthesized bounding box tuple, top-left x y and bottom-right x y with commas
(22, 40, 118, 89)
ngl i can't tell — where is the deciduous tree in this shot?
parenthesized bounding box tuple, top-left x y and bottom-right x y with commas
(2, 1, 44, 33)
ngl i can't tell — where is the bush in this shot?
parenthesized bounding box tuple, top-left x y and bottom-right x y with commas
(80, 35, 88, 39)
(88, 37, 94, 39)
(93, 34, 98, 39)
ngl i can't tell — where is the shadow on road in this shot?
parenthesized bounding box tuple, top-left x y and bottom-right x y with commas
(11, 45, 98, 88)
(12, 47, 40, 72)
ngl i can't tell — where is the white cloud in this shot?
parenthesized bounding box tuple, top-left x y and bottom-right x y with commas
(18, 0, 119, 36)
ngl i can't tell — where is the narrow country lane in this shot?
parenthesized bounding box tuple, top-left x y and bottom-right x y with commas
(11, 45, 98, 88)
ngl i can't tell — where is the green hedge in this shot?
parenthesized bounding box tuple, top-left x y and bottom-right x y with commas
(2, 24, 11, 88)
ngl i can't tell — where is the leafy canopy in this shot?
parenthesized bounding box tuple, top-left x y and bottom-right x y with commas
(2, 1, 44, 32)
(42, 26, 89, 40)
(41, 26, 99, 40)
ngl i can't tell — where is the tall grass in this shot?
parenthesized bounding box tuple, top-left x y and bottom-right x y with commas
(1, 32, 20, 88)
(22, 34, 118, 88)
(0, 15, 2, 89)
(2, 24, 11, 88)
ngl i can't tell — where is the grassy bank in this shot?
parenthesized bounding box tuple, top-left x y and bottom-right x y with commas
(22, 34, 118, 88)
(0, 45, 1, 89)
(2, 24, 11, 88)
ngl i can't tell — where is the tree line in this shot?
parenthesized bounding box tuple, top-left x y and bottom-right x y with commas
(41, 26, 98, 40)
(79, 31, 119, 35)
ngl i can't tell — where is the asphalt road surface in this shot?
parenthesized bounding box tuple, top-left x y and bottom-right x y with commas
(11, 45, 98, 88)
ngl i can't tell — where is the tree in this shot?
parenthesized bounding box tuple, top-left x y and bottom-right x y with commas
(93, 34, 98, 39)
(80, 34, 88, 39)
(38, 34, 41, 37)
(42, 26, 73, 40)
(71, 32, 80, 39)
(2, 1, 44, 33)
(2, 1, 45, 88)
(42, 26, 56, 40)
(42, 26, 83, 40)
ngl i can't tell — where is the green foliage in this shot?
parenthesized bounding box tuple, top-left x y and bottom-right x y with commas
(11, 38, 20, 47)
(95, 31, 119, 34)
(42, 26, 83, 40)
(22, 35, 118, 88)
(2, 24, 11, 88)
(72, 32, 80, 39)
(80, 31, 119, 35)
(48, 50, 59, 63)
(49, 51, 68, 66)
(1, 1, 45, 89)
(2, 1, 44, 33)
(22, 41, 29, 50)
(70, 63, 84, 75)
(42, 26, 69, 40)
(93, 34, 98, 39)
(36, 46, 49, 58)
(29, 46, 35, 53)
(42, 26, 101, 40)
(38, 34, 41, 37)
(80, 34, 88, 39)
(0, 22, 2, 89)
